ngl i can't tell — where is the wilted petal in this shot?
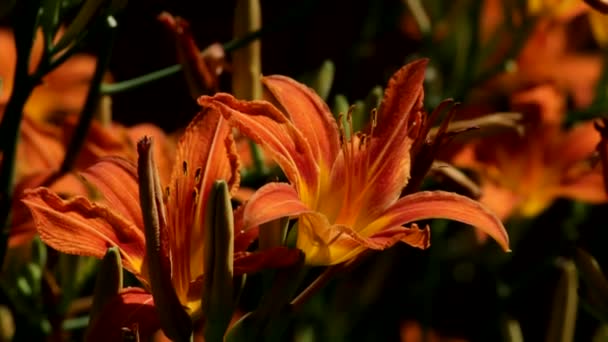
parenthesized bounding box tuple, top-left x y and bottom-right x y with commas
(85, 288, 160, 342)
(158, 12, 223, 98)
(363, 191, 510, 251)
(21, 188, 147, 280)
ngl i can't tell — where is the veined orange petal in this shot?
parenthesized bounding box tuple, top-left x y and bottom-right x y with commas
(17, 115, 64, 177)
(165, 106, 239, 298)
(86, 288, 160, 342)
(21, 188, 147, 282)
(376, 59, 427, 140)
(9, 171, 89, 247)
(198, 94, 319, 200)
(359, 60, 425, 208)
(241, 182, 310, 229)
(79, 157, 143, 229)
(262, 75, 340, 174)
(363, 191, 510, 251)
(322, 60, 427, 226)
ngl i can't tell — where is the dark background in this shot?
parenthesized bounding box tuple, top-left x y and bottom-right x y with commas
(108, 0, 418, 131)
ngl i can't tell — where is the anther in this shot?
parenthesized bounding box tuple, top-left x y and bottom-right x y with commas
(194, 167, 202, 184)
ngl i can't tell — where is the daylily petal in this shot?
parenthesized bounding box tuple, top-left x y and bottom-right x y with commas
(322, 60, 427, 226)
(334, 224, 432, 265)
(241, 182, 310, 229)
(21, 188, 147, 281)
(85, 288, 160, 342)
(510, 84, 565, 126)
(262, 75, 341, 175)
(361, 60, 426, 206)
(29, 54, 97, 118)
(555, 121, 601, 168)
(233, 204, 259, 252)
(127, 124, 174, 185)
(558, 172, 608, 203)
(61, 116, 134, 168)
(376, 58, 427, 140)
(296, 211, 430, 265)
(362, 191, 510, 251)
(478, 181, 520, 221)
(198, 94, 319, 200)
(165, 106, 239, 298)
(79, 157, 143, 229)
(16, 115, 64, 177)
(9, 171, 89, 247)
(158, 12, 223, 97)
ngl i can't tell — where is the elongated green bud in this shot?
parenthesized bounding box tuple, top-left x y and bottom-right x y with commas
(138, 137, 192, 341)
(202, 180, 235, 341)
(85, 247, 122, 340)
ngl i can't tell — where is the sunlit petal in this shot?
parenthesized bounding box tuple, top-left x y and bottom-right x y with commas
(79, 157, 143, 229)
(21, 188, 147, 281)
(262, 75, 340, 173)
(364, 191, 510, 251)
(241, 182, 310, 229)
(165, 106, 239, 297)
(198, 94, 318, 199)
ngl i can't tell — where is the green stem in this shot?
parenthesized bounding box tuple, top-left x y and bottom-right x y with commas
(100, 24, 265, 95)
(58, 16, 118, 175)
(0, 0, 41, 269)
(0, 83, 34, 266)
(100, 0, 322, 95)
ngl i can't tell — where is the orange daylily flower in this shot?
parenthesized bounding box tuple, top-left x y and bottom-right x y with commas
(22, 108, 300, 316)
(0, 28, 98, 121)
(7, 112, 172, 247)
(199, 59, 510, 266)
(527, 0, 608, 45)
(451, 84, 606, 221)
(481, 7, 602, 108)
